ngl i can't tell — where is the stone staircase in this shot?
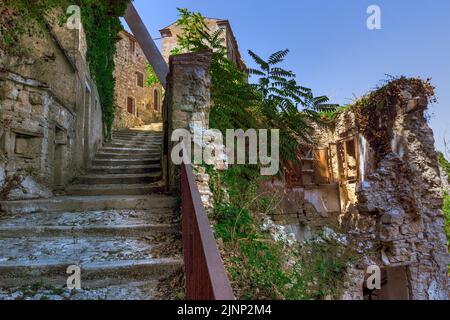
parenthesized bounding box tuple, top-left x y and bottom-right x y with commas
(0, 127, 183, 300)
(67, 130, 164, 196)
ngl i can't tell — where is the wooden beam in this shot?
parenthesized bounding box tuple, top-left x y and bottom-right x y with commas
(124, 3, 169, 88)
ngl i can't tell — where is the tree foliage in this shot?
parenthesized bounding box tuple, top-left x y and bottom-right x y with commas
(145, 64, 160, 87)
(171, 8, 337, 162)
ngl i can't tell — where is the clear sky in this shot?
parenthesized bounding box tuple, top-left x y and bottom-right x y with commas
(126, 0, 450, 155)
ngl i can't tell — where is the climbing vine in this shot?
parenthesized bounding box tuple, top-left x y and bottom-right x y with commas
(0, 0, 130, 140)
(76, 0, 130, 140)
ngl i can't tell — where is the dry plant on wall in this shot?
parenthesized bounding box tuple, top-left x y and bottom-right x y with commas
(354, 77, 436, 164)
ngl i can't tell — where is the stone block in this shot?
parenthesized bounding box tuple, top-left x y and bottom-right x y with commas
(29, 92, 43, 105)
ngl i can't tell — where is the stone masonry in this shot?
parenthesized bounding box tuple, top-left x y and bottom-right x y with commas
(0, 13, 103, 200)
(160, 19, 246, 71)
(165, 51, 216, 209)
(113, 31, 164, 130)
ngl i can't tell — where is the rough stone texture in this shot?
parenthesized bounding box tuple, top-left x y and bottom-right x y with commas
(0, 15, 103, 200)
(113, 31, 163, 130)
(316, 82, 449, 300)
(165, 51, 213, 205)
(0, 128, 183, 300)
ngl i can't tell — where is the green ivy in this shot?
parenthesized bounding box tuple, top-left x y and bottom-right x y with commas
(145, 64, 160, 87)
(1, 0, 130, 140)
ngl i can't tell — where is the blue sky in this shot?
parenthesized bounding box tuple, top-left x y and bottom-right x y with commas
(126, 0, 450, 155)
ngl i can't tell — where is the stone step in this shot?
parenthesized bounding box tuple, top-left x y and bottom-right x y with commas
(95, 152, 160, 160)
(112, 134, 162, 140)
(0, 236, 177, 265)
(0, 223, 178, 238)
(0, 195, 177, 214)
(0, 209, 178, 229)
(0, 280, 163, 300)
(100, 147, 161, 154)
(88, 164, 161, 175)
(66, 183, 165, 196)
(107, 141, 162, 148)
(92, 158, 160, 166)
(0, 258, 182, 289)
(76, 172, 162, 185)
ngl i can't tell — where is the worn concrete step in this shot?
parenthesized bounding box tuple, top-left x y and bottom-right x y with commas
(66, 183, 165, 196)
(76, 172, 162, 185)
(0, 195, 177, 214)
(92, 158, 160, 166)
(88, 164, 161, 175)
(95, 152, 160, 160)
(0, 258, 183, 289)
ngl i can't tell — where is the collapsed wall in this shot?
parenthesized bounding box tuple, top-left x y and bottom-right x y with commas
(315, 78, 448, 300)
(260, 78, 448, 299)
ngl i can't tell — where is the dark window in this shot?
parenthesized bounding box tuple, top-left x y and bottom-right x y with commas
(153, 89, 160, 110)
(136, 72, 144, 88)
(127, 97, 135, 114)
(129, 38, 135, 54)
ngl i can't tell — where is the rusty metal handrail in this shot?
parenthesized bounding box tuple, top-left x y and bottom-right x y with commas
(181, 164, 235, 300)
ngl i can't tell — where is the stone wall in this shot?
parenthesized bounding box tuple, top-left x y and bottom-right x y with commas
(165, 51, 215, 209)
(314, 79, 449, 300)
(260, 79, 448, 300)
(0, 13, 103, 200)
(113, 31, 163, 130)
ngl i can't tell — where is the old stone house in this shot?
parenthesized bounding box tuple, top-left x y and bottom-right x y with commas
(261, 79, 449, 300)
(0, 18, 103, 199)
(159, 18, 246, 71)
(113, 30, 163, 130)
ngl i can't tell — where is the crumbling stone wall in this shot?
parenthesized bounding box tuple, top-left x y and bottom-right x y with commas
(0, 15, 103, 200)
(113, 31, 163, 130)
(317, 79, 448, 300)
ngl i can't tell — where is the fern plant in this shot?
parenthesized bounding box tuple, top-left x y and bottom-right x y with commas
(248, 49, 338, 159)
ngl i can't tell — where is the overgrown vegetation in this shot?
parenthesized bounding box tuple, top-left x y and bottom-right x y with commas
(0, 0, 130, 139)
(171, 8, 337, 162)
(438, 152, 450, 247)
(205, 165, 356, 300)
(444, 192, 450, 249)
(146, 64, 160, 87)
(353, 77, 436, 164)
(171, 8, 352, 300)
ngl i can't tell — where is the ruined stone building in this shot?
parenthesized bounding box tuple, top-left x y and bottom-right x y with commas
(159, 18, 246, 70)
(262, 78, 449, 300)
(0, 19, 103, 199)
(113, 30, 163, 130)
